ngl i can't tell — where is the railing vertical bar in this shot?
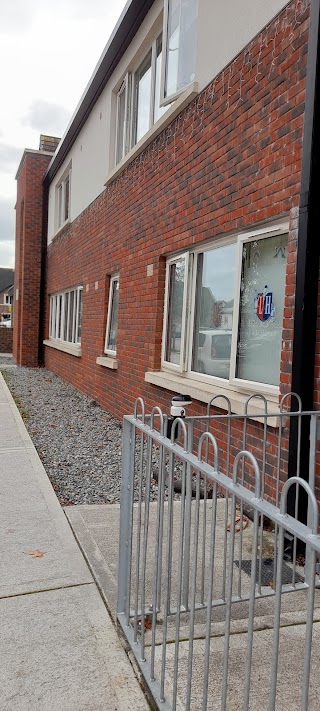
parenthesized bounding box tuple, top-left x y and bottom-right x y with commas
(140, 432, 152, 662)
(221, 416, 232, 601)
(242, 505, 259, 709)
(172, 462, 187, 711)
(257, 412, 267, 595)
(292, 410, 302, 586)
(301, 550, 316, 711)
(150, 440, 165, 682)
(221, 492, 237, 711)
(133, 429, 145, 643)
(202, 482, 218, 711)
(268, 523, 285, 711)
(185, 469, 201, 711)
(182, 421, 193, 610)
(160, 450, 175, 703)
(125, 423, 137, 626)
(156, 443, 166, 611)
(117, 418, 135, 618)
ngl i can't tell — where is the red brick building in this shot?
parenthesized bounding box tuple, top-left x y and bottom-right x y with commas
(14, 0, 320, 511)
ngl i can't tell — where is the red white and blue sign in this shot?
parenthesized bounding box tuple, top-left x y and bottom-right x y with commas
(254, 285, 275, 322)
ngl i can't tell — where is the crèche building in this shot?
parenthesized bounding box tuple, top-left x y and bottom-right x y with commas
(14, 0, 320, 510)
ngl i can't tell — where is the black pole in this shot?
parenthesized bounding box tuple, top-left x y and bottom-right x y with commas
(38, 180, 49, 365)
(288, 0, 320, 521)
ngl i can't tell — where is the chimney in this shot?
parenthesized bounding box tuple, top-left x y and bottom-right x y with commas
(39, 135, 60, 153)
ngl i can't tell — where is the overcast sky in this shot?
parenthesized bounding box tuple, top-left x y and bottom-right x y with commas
(0, 0, 127, 268)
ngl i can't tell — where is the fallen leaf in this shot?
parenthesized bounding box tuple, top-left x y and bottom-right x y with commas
(28, 550, 45, 558)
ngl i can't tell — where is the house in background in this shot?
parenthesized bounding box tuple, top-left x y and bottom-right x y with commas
(0, 268, 14, 323)
(13, 0, 320, 509)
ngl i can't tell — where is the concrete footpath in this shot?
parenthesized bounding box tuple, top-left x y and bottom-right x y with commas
(0, 371, 149, 711)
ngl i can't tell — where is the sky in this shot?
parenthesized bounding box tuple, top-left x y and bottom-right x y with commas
(0, 0, 128, 269)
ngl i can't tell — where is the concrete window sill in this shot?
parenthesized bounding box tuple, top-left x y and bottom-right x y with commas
(96, 356, 118, 370)
(145, 370, 280, 426)
(43, 339, 81, 357)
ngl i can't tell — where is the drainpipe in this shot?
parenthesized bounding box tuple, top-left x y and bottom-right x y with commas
(288, 0, 320, 521)
(38, 180, 49, 365)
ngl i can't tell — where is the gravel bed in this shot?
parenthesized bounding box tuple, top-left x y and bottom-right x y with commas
(1, 364, 207, 506)
(1, 366, 124, 505)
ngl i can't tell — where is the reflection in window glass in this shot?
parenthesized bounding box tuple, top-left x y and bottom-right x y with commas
(165, 259, 185, 365)
(165, 0, 198, 99)
(106, 277, 119, 353)
(236, 234, 288, 385)
(135, 53, 152, 143)
(192, 244, 236, 378)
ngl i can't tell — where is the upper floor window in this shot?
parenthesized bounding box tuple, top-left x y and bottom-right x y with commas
(115, 34, 168, 165)
(56, 166, 71, 231)
(49, 285, 82, 345)
(162, 225, 288, 392)
(105, 274, 119, 355)
(162, 0, 199, 101)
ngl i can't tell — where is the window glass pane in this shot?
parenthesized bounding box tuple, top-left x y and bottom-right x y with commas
(64, 176, 70, 222)
(58, 184, 63, 227)
(77, 289, 83, 343)
(63, 292, 69, 341)
(116, 83, 127, 163)
(57, 295, 63, 338)
(68, 290, 75, 343)
(192, 244, 236, 378)
(165, 0, 198, 98)
(154, 38, 168, 123)
(107, 278, 119, 351)
(236, 234, 288, 386)
(165, 258, 185, 365)
(135, 53, 152, 143)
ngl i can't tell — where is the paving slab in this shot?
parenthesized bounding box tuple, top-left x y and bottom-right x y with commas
(0, 374, 149, 710)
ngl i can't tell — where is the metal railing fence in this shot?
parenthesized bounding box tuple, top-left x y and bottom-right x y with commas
(117, 395, 320, 711)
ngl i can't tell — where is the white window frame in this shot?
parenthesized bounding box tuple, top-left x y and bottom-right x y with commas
(49, 286, 83, 346)
(55, 165, 71, 232)
(115, 33, 169, 166)
(160, 0, 198, 106)
(161, 252, 190, 373)
(104, 274, 119, 356)
(162, 222, 289, 395)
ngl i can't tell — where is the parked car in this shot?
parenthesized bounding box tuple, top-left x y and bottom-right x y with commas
(0, 315, 12, 328)
(195, 329, 232, 378)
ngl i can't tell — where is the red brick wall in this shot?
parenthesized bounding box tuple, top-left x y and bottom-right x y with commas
(45, 1, 308, 399)
(14, 152, 52, 367)
(43, 0, 311, 501)
(0, 328, 13, 353)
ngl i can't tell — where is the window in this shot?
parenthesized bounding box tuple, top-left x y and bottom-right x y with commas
(115, 35, 168, 164)
(162, 0, 199, 101)
(56, 166, 71, 231)
(105, 274, 119, 355)
(49, 286, 83, 345)
(162, 226, 288, 392)
(116, 78, 130, 164)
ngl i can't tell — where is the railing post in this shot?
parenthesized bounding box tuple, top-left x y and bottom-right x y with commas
(182, 419, 193, 611)
(305, 413, 318, 584)
(117, 417, 135, 617)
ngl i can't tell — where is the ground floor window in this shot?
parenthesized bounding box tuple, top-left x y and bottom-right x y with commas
(162, 224, 288, 391)
(104, 274, 119, 356)
(49, 286, 83, 345)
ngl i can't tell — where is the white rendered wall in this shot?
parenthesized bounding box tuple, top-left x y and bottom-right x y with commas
(47, 0, 291, 243)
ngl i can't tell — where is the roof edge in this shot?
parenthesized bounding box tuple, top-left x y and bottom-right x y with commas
(44, 0, 154, 186)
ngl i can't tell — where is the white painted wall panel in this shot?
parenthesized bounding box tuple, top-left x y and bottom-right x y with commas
(47, 0, 291, 243)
